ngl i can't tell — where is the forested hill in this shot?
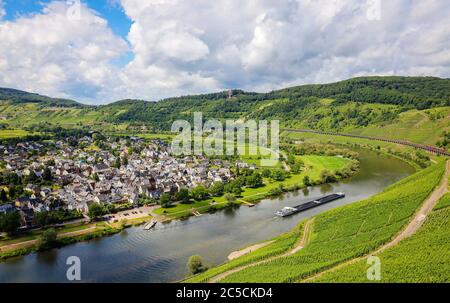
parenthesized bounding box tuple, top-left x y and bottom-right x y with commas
(105, 76, 450, 130)
(1, 76, 449, 133)
(0, 87, 87, 108)
(272, 76, 450, 109)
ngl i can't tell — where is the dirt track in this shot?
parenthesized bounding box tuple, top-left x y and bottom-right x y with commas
(0, 226, 97, 253)
(209, 218, 314, 283)
(302, 160, 450, 282)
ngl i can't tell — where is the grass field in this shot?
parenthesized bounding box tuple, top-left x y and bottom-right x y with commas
(281, 102, 450, 148)
(313, 191, 450, 283)
(348, 107, 450, 147)
(186, 161, 445, 283)
(0, 129, 30, 139)
(185, 221, 306, 283)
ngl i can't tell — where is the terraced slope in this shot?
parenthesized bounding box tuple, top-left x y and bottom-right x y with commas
(313, 192, 450, 282)
(187, 161, 446, 283)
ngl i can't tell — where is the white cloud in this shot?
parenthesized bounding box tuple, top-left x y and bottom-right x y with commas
(1, 0, 450, 103)
(118, 0, 450, 100)
(0, 1, 128, 102)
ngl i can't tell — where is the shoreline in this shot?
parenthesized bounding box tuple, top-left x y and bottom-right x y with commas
(0, 150, 376, 262)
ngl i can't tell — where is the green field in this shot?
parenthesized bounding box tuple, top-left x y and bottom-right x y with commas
(0, 129, 30, 139)
(347, 107, 450, 147)
(186, 161, 445, 282)
(314, 192, 450, 282)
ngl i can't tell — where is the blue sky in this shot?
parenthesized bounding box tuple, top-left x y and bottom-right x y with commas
(3, 0, 131, 37)
(2, 0, 133, 68)
(0, 1, 449, 103)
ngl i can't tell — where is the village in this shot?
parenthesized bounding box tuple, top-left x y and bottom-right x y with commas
(0, 134, 249, 229)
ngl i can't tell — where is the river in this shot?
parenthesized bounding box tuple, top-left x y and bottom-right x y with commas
(0, 149, 414, 282)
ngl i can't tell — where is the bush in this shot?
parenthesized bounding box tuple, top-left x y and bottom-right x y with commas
(36, 228, 58, 251)
(187, 255, 208, 276)
(0, 211, 21, 235)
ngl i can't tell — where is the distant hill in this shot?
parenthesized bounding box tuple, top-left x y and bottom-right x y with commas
(104, 76, 450, 130)
(272, 76, 450, 109)
(0, 87, 88, 108)
(0, 76, 449, 147)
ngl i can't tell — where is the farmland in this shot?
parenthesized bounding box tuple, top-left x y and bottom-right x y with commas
(185, 221, 306, 283)
(0, 129, 30, 139)
(187, 161, 446, 282)
(313, 191, 450, 282)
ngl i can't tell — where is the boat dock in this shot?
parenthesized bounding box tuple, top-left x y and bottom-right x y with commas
(240, 200, 256, 207)
(276, 193, 346, 217)
(192, 210, 202, 217)
(143, 220, 157, 230)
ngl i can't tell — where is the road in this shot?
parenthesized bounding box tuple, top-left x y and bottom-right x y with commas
(0, 225, 97, 253)
(302, 159, 450, 282)
(283, 129, 450, 156)
(208, 218, 314, 283)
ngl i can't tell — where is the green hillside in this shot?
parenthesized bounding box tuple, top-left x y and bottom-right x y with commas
(314, 192, 450, 283)
(0, 88, 87, 108)
(0, 76, 449, 148)
(186, 161, 446, 283)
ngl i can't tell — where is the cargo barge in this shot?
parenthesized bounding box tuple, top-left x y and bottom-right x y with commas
(275, 193, 346, 217)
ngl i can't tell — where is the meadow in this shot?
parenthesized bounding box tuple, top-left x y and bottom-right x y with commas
(187, 161, 445, 282)
(0, 129, 30, 139)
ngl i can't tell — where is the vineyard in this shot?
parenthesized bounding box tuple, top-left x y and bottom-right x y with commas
(313, 192, 450, 282)
(185, 221, 306, 283)
(434, 193, 450, 211)
(200, 161, 446, 283)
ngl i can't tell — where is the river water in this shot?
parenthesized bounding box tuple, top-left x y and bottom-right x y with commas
(0, 149, 414, 283)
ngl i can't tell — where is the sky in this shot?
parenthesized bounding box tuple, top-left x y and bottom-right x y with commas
(0, 0, 449, 104)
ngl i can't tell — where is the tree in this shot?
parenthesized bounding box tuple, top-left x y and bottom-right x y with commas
(191, 186, 209, 201)
(224, 193, 236, 206)
(303, 175, 311, 186)
(0, 211, 21, 234)
(0, 189, 7, 202)
(261, 169, 271, 178)
(25, 171, 38, 184)
(175, 189, 190, 204)
(320, 170, 337, 183)
(88, 203, 105, 220)
(92, 173, 100, 182)
(209, 182, 224, 197)
(43, 167, 53, 182)
(34, 211, 53, 226)
(271, 169, 286, 181)
(246, 172, 263, 188)
(291, 163, 302, 174)
(114, 157, 121, 169)
(187, 255, 207, 276)
(8, 185, 16, 199)
(160, 193, 172, 208)
(231, 184, 243, 196)
(287, 154, 297, 166)
(36, 228, 58, 250)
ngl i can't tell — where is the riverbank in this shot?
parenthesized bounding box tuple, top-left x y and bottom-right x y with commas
(0, 208, 155, 260)
(152, 155, 359, 220)
(186, 160, 446, 283)
(0, 154, 356, 261)
(0, 147, 415, 282)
